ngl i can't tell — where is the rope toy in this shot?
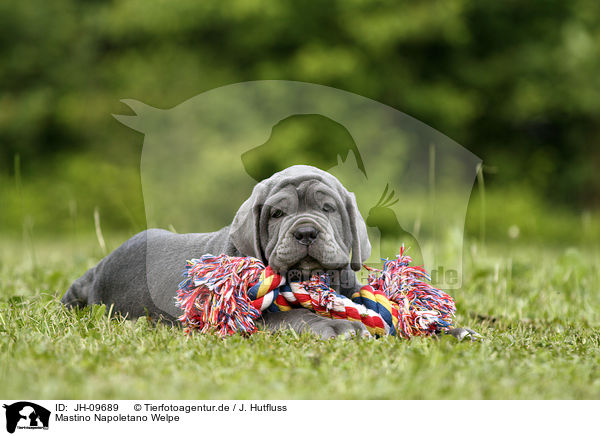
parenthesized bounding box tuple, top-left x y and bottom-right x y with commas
(175, 247, 456, 338)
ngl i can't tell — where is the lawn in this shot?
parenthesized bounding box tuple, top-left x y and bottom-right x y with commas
(1, 232, 598, 399)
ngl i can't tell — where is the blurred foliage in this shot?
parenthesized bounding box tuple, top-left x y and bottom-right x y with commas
(1, 0, 600, 238)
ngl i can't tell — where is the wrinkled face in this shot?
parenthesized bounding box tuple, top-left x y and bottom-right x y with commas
(260, 180, 351, 279)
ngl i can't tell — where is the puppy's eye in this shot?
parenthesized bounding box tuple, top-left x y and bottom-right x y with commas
(271, 209, 284, 218)
(322, 203, 336, 213)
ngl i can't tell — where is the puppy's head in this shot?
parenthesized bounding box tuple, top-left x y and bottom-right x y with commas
(230, 165, 370, 279)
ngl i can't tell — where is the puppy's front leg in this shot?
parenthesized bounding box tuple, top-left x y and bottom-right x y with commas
(259, 309, 371, 340)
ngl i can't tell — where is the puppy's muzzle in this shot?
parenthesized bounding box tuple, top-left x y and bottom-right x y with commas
(293, 226, 319, 246)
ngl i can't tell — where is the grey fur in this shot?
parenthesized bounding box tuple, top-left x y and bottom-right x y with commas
(62, 165, 372, 338)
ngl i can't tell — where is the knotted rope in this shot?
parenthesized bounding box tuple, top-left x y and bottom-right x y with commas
(175, 248, 456, 338)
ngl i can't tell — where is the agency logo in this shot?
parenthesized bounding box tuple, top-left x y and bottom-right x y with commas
(113, 80, 480, 315)
(2, 402, 50, 434)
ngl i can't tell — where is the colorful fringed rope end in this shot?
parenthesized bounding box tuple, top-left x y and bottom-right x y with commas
(365, 247, 456, 338)
(175, 254, 265, 337)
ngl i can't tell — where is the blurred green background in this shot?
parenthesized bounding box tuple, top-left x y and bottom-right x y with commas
(1, 0, 599, 244)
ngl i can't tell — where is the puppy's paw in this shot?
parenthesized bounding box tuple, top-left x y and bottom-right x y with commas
(445, 327, 482, 342)
(311, 318, 372, 340)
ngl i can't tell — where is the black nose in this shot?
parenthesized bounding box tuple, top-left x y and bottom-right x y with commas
(293, 226, 319, 245)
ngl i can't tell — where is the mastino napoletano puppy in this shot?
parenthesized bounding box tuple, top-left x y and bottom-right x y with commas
(62, 165, 475, 340)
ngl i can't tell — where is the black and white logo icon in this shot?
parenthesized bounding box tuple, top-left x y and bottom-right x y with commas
(3, 402, 50, 434)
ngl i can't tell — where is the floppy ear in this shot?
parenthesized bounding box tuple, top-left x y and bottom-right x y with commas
(229, 183, 267, 261)
(345, 192, 371, 271)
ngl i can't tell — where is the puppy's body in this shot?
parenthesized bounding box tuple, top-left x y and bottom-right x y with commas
(62, 166, 371, 338)
(63, 228, 239, 321)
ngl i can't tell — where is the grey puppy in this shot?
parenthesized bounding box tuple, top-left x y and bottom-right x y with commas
(62, 165, 372, 339)
(62, 165, 477, 340)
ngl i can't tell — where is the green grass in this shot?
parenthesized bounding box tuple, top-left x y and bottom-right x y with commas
(1, 233, 599, 399)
